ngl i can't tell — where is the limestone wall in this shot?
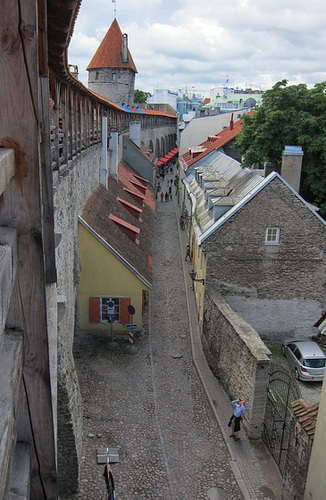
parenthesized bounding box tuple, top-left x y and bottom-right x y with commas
(53, 144, 101, 495)
(282, 412, 313, 499)
(202, 178, 326, 338)
(202, 290, 271, 439)
(88, 67, 135, 106)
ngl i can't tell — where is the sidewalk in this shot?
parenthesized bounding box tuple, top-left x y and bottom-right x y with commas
(175, 190, 282, 500)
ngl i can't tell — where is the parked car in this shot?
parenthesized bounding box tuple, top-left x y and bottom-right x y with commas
(281, 339, 326, 382)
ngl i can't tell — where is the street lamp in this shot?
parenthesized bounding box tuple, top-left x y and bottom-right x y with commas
(189, 269, 205, 285)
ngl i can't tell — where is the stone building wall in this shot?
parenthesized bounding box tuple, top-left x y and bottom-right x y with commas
(88, 67, 135, 106)
(282, 403, 315, 500)
(202, 178, 326, 339)
(53, 144, 102, 494)
(123, 137, 156, 184)
(202, 290, 271, 439)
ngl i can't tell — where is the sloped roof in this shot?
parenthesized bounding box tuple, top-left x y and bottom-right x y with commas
(291, 399, 319, 440)
(184, 152, 264, 235)
(87, 19, 138, 73)
(198, 171, 326, 245)
(79, 160, 155, 287)
(179, 111, 255, 171)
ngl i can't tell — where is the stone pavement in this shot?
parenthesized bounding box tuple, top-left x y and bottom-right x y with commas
(66, 169, 282, 500)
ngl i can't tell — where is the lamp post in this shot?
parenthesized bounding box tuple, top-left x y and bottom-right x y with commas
(189, 269, 205, 288)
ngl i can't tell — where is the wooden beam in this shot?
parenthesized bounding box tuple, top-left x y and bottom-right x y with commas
(0, 1, 57, 498)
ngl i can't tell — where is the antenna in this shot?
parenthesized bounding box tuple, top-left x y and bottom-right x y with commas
(112, 0, 117, 19)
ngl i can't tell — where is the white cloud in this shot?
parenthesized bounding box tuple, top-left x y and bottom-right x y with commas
(68, 0, 326, 96)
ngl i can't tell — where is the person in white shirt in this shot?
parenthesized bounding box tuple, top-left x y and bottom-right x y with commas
(229, 398, 245, 441)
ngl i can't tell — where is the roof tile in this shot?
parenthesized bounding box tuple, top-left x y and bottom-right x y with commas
(81, 159, 155, 285)
(87, 19, 137, 73)
(291, 399, 319, 441)
(179, 111, 255, 171)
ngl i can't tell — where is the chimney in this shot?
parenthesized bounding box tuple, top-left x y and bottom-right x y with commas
(68, 64, 79, 79)
(122, 34, 128, 63)
(230, 112, 234, 130)
(281, 146, 304, 192)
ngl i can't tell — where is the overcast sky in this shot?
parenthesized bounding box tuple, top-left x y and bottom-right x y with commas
(68, 0, 326, 97)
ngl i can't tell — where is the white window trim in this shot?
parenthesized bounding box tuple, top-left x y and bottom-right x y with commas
(265, 227, 280, 245)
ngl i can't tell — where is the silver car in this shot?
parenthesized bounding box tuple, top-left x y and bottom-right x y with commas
(281, 338, 326, 382)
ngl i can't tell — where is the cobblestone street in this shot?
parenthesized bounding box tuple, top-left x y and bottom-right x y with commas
(67, 170, 281, 500)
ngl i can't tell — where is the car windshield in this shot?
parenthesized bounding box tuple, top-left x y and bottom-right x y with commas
(304, 358, 326, 369)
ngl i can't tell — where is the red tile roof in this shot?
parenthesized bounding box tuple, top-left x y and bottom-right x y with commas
(81, 160, 155, 285)
(291, 399, 319, 440)
(87, 19, 138, 73)
(179, 111, 255, 171)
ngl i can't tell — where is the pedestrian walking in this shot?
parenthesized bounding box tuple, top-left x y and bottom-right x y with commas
(160, 191, 164, 203)
(103, 463, 115, 499)
(185, 244, 191, 261)
(228, 398, 245, 441)
(165, 191, 169, 202)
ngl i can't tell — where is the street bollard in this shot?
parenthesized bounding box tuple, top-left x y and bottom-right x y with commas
(126, 329, 137, 355)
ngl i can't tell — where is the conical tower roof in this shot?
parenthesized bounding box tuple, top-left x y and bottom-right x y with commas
(87, 19, 138, 73)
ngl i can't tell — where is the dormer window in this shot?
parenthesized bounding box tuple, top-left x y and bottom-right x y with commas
(265, 228, 280, 245)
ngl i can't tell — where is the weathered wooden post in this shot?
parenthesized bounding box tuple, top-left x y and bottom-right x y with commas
(0, 0, 58, 497)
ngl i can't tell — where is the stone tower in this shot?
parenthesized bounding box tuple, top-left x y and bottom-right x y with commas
(87, 19, 138, 106)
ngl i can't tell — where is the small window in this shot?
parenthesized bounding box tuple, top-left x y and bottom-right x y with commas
(100, 297, 120, 323)
(95, 71, 99, 80)
(112, 72, 116, 81)
(265, 227, 280, 245)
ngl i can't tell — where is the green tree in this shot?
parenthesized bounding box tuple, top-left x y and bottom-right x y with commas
(236, 80, 326, 218)
(134, 89, 151, 103)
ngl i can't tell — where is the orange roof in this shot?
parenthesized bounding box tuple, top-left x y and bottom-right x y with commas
(87, 19, 138, 73)
(179, 111, 255, 171)
(291, 399, 319, 440)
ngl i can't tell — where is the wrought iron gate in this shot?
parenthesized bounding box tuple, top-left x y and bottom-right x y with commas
(262, 362, 301, 475)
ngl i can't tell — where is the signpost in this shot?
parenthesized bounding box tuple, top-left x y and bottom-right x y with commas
(107, 299, 117, 349)
(126, 304, 137, 354)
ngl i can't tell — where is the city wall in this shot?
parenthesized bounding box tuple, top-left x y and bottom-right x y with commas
(202, 290, 271, 439)
(53, 144, 102, 494)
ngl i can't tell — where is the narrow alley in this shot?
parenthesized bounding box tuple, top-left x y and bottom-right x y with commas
(69, 169, 281, 500)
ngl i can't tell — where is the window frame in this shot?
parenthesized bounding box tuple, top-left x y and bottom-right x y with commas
(265, 227, 280, 245)
(100, 296, 121, 323)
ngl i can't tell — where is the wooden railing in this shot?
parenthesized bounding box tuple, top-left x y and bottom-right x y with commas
(49, 75, 177, 177)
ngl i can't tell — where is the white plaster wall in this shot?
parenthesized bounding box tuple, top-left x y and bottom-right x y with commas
(225, 296, 322, 340)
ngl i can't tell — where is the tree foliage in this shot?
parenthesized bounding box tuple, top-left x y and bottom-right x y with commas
(134, 89, 151, 103)
(236, 80, 326, 218)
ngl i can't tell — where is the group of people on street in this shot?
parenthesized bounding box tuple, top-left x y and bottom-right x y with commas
(157, 162, 179, 202)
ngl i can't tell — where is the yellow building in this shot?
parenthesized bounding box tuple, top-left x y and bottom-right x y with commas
(189, 231, 206, 333)
(78, 162, 155, 334)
